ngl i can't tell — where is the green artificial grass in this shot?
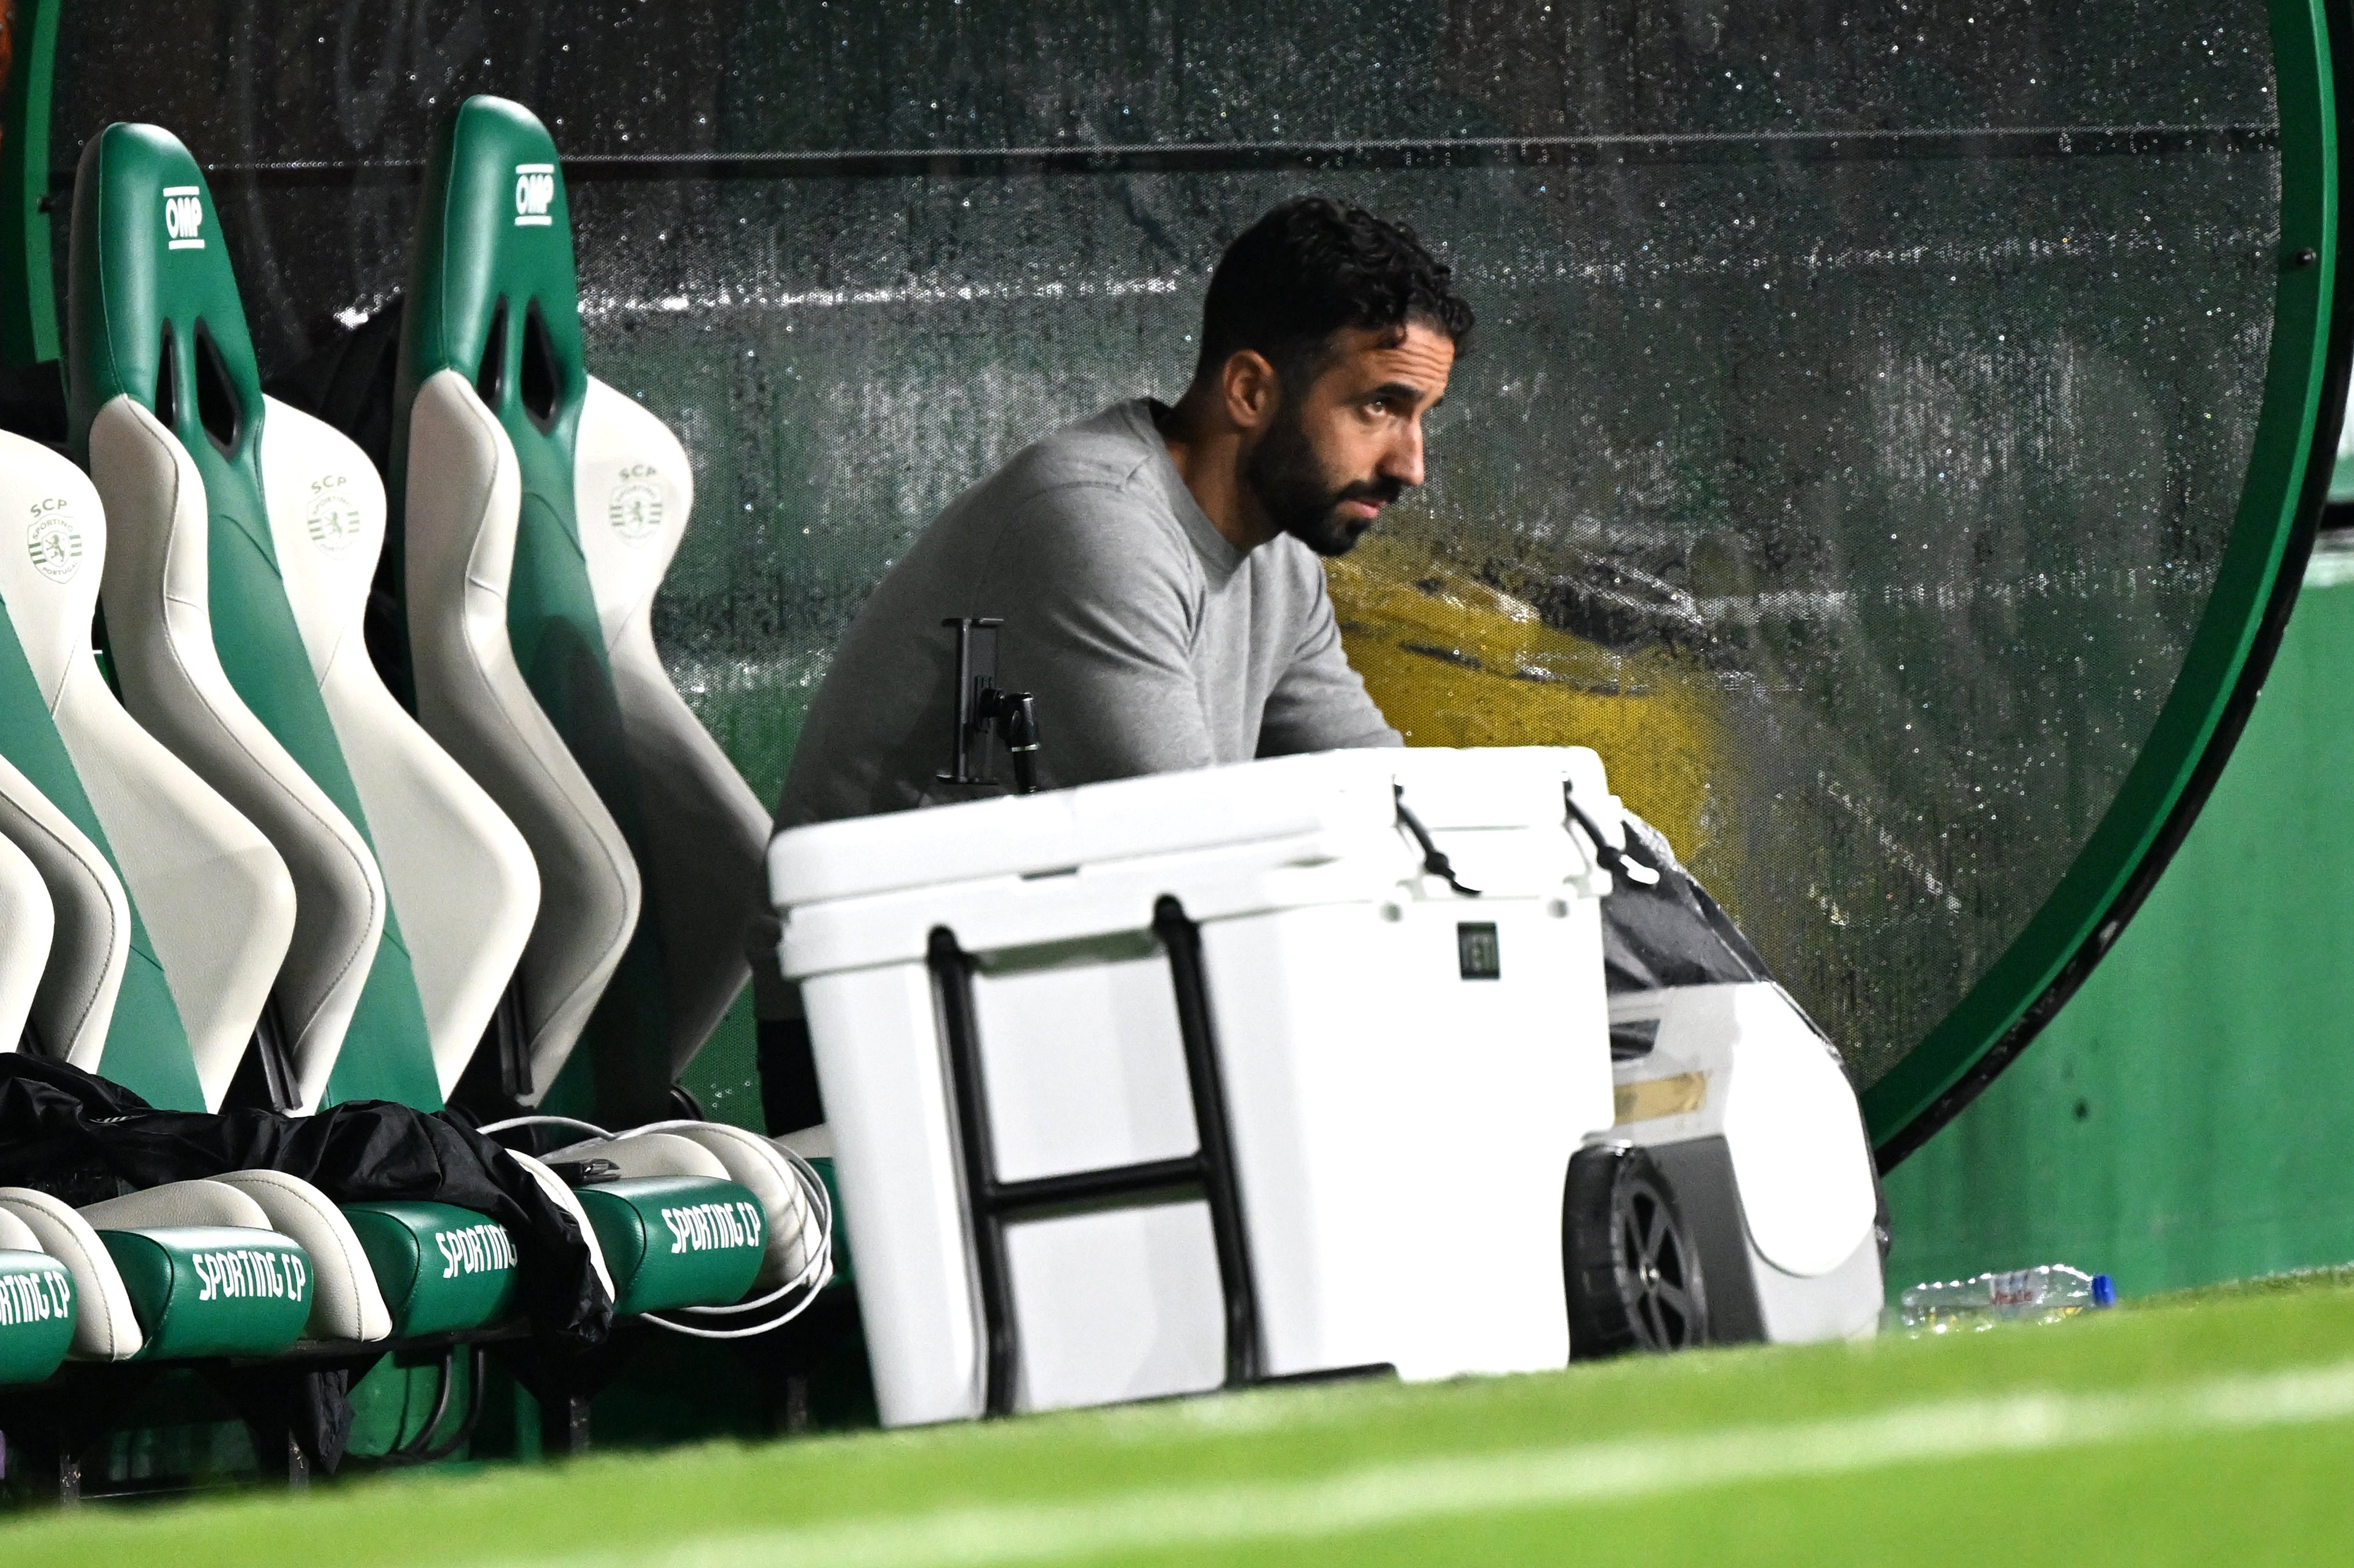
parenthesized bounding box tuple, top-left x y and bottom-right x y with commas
(4, 1277, 2350, 1567)
(2136, 1261, 2354, 1309)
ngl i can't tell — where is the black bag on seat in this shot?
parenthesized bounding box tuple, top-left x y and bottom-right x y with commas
(1601, 816, 1775, 995)
(0, 1053, 612, 1349)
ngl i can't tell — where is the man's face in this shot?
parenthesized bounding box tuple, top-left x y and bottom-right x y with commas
(1243, 321, 1455, 556)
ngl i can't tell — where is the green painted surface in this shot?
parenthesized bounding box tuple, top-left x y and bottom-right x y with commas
(1886, 561, 2354, 1297)
(579, 1175, 764, 1315)
(1, 1276, 2348, 1565)
(99, 1227, 311, 1361)
(0, 0, 59, 367)
(342, 1203, 517, 1338)
(0, 1250, 73, 1385)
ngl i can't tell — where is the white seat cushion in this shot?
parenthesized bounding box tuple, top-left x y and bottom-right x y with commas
(404, 370, 639, 1097)
(79, 1177, 273, 1231)
(0, 1207, 45, 1253)
(89, 394, 382, 1109)
(209, 1169, 393, 1341)
(544, 1131, 731, 1184)
(0, 1187, 144, 1359)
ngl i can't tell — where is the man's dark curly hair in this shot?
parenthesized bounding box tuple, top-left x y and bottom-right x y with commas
(1192, 197, 1474, 390)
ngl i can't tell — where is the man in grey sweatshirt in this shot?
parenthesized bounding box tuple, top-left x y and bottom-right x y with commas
(772, 195, 1474, 830)
(757, 198, 1474, 1129)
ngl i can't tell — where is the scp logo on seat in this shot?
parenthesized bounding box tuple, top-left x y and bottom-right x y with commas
(609, 465, 664, 545)
(162, 186, 204, 250)
(27, 499, 82, 584)
(305, 474, 362, 556)
(514, 164, 555, 227)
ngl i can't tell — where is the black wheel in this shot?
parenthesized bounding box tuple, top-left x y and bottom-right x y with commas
(1564, 1143, 1708, 1358)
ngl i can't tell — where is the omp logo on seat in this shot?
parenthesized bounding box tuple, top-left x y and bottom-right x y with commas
(435, 1221, 517, 1280)
(514, 163, 555, 227)
(0, 1269, 69, 1326)
(26, 501, 83, 583)
(660, 1200, 764, 1255)
(192, 1246, 309, 1303)
(162, 185, 204, 250)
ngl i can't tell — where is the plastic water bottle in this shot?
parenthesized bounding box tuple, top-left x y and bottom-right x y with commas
(1898, 1264, 2116, 1332)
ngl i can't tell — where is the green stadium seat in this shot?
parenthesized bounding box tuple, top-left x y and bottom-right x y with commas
(68, 122, 442, 1115)
(377, 95, 824, 1315)
(0, 411, 358, 1374)
(0, 1182, 309, 1361)
(389, 94, 769, 1129)
(55, 119, 801, 1338)
(70, 122, 539, 1111)
(0, 422, 510, 1359)
(546, 1124, 824, 1302)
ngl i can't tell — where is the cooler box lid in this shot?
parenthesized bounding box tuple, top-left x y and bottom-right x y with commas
(768, 745, 1610, 911)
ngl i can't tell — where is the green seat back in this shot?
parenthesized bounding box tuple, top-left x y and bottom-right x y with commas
(392, 96, 675, 1123)
(65, 122, 441, 1108)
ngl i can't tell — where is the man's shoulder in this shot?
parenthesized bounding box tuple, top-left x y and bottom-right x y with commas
(951, 402, 1193, 572)
(1252, 532, 1338, 596)
(991, 400, 1166, 506)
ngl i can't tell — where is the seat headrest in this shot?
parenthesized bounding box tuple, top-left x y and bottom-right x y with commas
(398, 95, 588, 501)
(65, 122, 272, 549)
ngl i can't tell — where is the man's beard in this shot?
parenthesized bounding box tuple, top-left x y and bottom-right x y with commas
(1243, 404, 1403, 558)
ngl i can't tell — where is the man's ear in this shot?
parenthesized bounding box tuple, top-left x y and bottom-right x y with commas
(1218, 350, 1281, 433)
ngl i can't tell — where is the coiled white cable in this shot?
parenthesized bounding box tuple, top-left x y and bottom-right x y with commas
(474, 1113, 838, 1339)
(474, 1114, 612, 1141)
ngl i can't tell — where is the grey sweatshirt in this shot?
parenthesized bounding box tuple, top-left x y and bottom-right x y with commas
(771, 398, 1401, 835)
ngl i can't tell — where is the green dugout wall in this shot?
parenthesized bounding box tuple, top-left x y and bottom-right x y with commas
(0, 2, 2346, 1293)
(1888, 547, 2354, 1294)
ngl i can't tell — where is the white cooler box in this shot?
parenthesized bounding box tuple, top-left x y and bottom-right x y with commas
(771, 746, 1620, 1425)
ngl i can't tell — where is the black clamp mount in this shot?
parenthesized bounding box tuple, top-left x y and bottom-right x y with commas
(937, 617, 1044, 795)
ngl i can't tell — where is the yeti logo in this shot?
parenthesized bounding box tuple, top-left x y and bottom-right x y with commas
(163, 186, 204, 250)
(514, 164, 555, 227)
(305, 485, 363, 555)
(608, 470, 663, 544)
(27, 513, 82, 583)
